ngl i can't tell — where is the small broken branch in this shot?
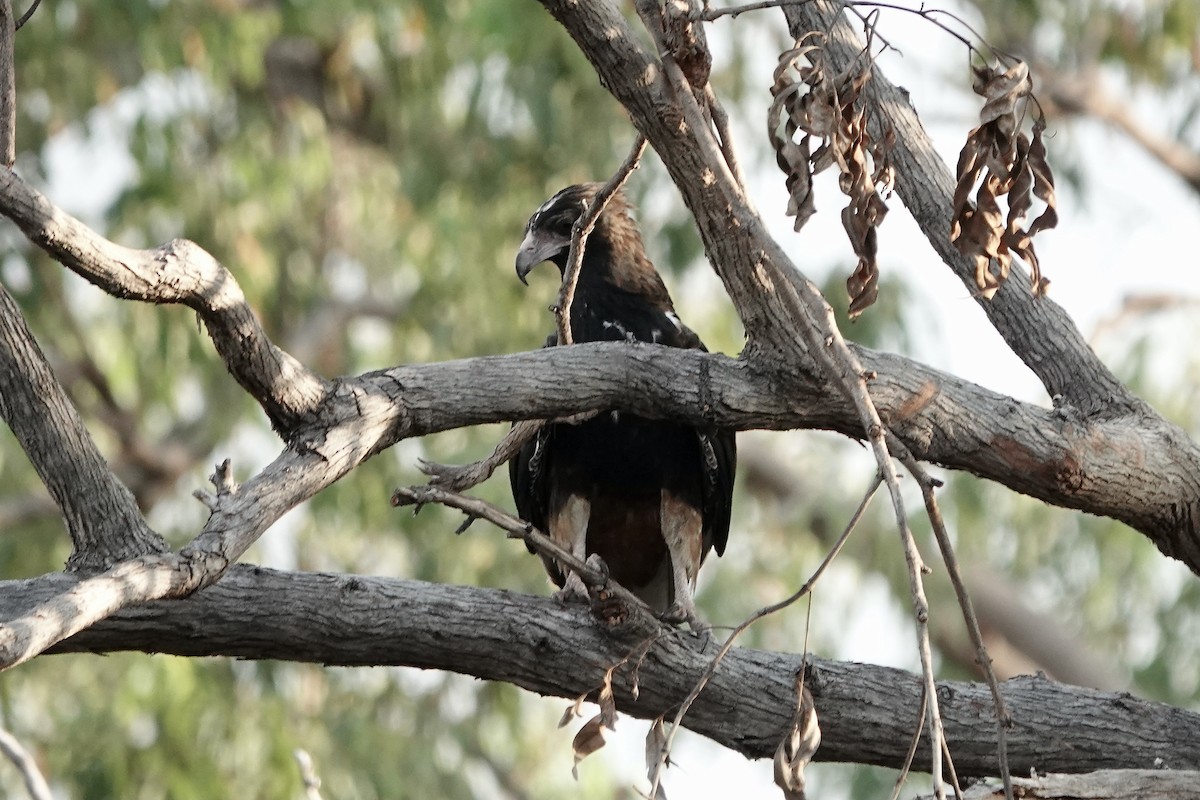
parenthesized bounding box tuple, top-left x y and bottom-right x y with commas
(420, 411, 600, 492)
(390, 484, 653, 623)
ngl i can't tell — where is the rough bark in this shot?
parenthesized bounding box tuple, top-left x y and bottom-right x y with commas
(16, 566, 1198, 780)
(0, 283, 165, 567)
(922, 770, 1200, 799)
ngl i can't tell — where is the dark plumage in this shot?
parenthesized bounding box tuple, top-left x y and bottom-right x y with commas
(509, 183, 736, 626)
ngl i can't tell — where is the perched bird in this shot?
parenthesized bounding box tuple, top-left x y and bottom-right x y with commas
(509, 183, 736, 627)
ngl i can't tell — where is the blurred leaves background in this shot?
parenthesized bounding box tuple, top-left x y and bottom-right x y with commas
(0, 1, 1198, 798)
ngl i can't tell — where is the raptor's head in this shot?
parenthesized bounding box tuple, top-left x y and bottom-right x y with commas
(514, 183, 598, 285)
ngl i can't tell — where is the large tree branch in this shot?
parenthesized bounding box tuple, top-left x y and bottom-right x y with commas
(14, 566, 1198, 779)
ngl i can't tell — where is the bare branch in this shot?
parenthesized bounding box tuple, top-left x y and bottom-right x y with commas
(292, 749, 324, 800)
(0, 0, 14, 167)
(19, 567, 1200, 779)
(0, 283, 166, 567)
(12, 0, 38, 31)
(391, 484, 655, 624)
(917, 769, 1200, 800)
(897, 444, 1014, 799)
(420, 419, 545, 492)
(0, 167, 330, 436)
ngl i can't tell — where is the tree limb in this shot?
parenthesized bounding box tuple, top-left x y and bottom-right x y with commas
(16, 566, 1200, 779)
(0, 167, 330, 436)
(0, 283, 166, 567)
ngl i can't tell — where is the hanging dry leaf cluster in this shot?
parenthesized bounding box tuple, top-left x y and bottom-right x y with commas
(767, 32, 896, 319)
(952, 61, 1058, 298)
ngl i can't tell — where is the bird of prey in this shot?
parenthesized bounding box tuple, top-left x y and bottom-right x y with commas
(508, 183, 736, 627)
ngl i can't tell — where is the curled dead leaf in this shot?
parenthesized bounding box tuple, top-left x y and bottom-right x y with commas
(559, 692, 588, 728)
(767, 33, 894, 317)
(599, 667, 618, 730)
(645, 717, 670, 799)
(773, 677, 821, 800)
(952, 60, 1057, 298)
(571, 714, 608, 780)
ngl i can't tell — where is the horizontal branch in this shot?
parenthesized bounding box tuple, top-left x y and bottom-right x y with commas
(921, 769, 1200, 800)
(364, 342, 1200, 572)
(18, 566, 1199, 779)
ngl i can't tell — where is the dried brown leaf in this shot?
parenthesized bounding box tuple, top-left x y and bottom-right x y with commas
(952, 60, 1058, 298)
(774, 681, 821, 800)
(769, 36, 893, 316)
(1027, 122, 1058, 236)
(559, 692, 587, 728)
(571, 714, 608, 780)
(598, 667, 618, 730)
(974, 61, 1029, 137)
(645, 717, 669, 799)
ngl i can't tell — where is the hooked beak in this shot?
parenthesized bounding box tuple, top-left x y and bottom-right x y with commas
(515, 228, 568, 285)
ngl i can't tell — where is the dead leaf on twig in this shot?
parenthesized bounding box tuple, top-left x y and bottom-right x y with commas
(952, 62, 1058, 298)
(644, 716, 670, 799)
(568, 667, 619, 780)
(767, 32, 894, 318)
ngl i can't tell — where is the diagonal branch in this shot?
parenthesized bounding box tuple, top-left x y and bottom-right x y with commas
(0, 724, 51, 800)
(0, 283, 166, 567)
(0, 168, 330, 436)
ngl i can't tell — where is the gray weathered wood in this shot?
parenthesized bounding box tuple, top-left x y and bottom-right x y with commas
(20, 566, 1199, 779)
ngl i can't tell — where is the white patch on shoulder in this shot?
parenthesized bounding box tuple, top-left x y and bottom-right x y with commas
(665, 311, 683, 332)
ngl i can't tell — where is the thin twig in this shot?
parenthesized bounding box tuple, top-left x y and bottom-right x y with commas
(894, 440, 1015, 800)
(0, 725, 52, 800)
(420, 419, 543, 492)
(698, 0, 1002, 62)
(555, 135, 648, 345)
(889, 685, 927, 800)
(648, 473, 882, 796)
(390, 484, 651, 619)
(13, 0, 38, 30)
(889, 486, 946, 798)
(941, 735, 965, 800)
(704, 84, 749, 192)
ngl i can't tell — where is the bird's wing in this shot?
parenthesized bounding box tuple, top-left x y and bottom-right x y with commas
(660, 316, 737, 558)
(509, 332, 559, 559)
